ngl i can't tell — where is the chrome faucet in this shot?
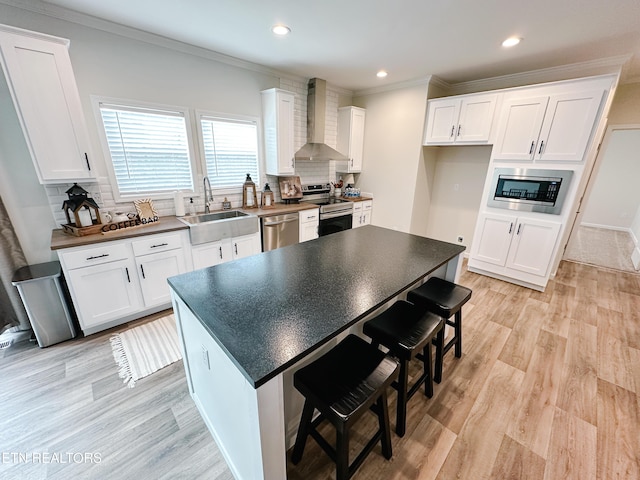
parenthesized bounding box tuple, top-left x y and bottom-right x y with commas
(203, 176, 213, 213)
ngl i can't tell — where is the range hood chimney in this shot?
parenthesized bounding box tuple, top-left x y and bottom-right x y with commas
(294, 78, 348, 161)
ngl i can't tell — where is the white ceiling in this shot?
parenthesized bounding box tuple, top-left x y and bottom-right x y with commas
(37, 0, 640, 91)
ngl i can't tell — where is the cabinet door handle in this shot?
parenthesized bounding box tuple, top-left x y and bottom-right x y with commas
(291, 157, 294, 168)
(219, 246, 223, 259)
(87, 253, 109, 260)
(508, 222, 513, 234)
(351, 158, 354, 167)
(85, 153, 91, 171)
(538, 140, 545, 155)
(140, 265, 146, 279)
(125, 267, 130, 283)
(516, 223, 522, 235)
(234, 243, 238, 255)
(529, 141, 535, 155)
(457, 124, 461, 137)
(450, 125, 455, 138)
(150, 243, 168, 248)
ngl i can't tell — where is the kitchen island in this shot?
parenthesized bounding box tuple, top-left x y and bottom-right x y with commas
(168, 225, 465, 479)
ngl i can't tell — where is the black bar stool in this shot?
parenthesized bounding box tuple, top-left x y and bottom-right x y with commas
(291, 334, 399, 480)
(407, 277, 472, 383)
(362, 300, 444, 437)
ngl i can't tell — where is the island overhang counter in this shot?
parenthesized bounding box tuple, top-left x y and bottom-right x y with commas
(168, 225, 465, 479)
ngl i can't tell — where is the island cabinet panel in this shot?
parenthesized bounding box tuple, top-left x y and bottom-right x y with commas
(0, 25, 95, 184)
(172, 295, 286, 480)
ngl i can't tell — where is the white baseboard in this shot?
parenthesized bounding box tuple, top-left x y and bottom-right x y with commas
(580, 222, 632, 233)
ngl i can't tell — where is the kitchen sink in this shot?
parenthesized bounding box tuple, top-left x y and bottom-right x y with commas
(179, 210, 249, 224)
(178, 210, 259, 245)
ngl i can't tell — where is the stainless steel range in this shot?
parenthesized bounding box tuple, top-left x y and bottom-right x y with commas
(301, 183, 353, 236)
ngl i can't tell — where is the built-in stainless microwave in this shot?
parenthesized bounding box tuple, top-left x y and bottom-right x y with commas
(487, 168, 573, 215)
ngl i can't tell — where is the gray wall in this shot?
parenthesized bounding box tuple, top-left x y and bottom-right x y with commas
(0, 3, 280, 263)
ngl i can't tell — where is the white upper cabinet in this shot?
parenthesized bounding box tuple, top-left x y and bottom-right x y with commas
(493, 89, 604, 162)
(261, 88, 295, 176)
(0, 25, 95, 184)
(424, 93, 498, 145)
(337, 106, 366, 172)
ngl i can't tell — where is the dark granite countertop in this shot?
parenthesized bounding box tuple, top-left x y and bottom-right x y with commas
(168, 225, 465, 388)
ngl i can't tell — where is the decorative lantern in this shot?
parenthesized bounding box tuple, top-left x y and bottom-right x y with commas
(62, 183, 102, 227)
(261, 183, 275, 209)
(242, 174, 258, 209)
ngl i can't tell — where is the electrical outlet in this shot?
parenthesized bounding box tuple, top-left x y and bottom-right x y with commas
(93, 192, 102, 205)
(201, 345, 210, 370)
(457, 235, 464, 243)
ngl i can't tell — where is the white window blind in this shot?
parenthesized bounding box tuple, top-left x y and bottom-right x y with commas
(200, 115, 259, 189)
(99, 103, 194, 196)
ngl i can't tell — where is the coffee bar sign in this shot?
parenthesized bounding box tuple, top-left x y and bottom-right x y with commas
(134, 199, 159, 224)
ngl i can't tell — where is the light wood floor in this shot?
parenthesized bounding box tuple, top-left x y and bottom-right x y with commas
(2, 261, 639, 479)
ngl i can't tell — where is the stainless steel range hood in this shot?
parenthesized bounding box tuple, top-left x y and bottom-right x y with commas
(294, 78, 348, 161)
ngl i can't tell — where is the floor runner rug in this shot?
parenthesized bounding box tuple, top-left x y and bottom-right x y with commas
(110, 315, 182, 388)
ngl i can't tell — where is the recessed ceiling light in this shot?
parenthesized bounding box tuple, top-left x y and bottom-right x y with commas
(376, 70, 388, 78)
(272, 24, 291, 36)
(502, 36, 521, 47)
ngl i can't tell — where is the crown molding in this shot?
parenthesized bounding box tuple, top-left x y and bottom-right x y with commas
(446, 55, 631, 95)
(0, 0, 298, 82)
(354, 76, 431, 97)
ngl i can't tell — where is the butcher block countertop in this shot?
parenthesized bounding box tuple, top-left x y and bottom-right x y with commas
(50, 202, 320, 250)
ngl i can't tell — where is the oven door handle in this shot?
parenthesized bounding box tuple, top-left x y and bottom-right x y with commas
(320, 211, 353, 220)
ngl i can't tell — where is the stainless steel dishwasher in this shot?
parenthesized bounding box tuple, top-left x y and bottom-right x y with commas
(261, 212, 299, 251)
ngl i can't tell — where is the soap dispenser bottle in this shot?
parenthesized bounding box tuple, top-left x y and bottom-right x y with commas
(189, 197, 196, 216)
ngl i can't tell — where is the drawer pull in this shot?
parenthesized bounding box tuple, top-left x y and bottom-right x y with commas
(219, 246, 223, 259)
(150, 243, 169, 248)
(140, 265, 146, 279)
(87, 253, 109, 261)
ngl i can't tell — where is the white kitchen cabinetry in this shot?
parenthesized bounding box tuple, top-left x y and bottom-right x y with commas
(261, 88, 295, 175)
(299, 208, 319, 242)
(352, 200, 373, 228)
(492, 89, 603, 162)
(0, 25, 94, 184)
(423, 94, 498, 145)
(336, 106, 366, 172)
(59, 230, 191, 334)
(61, 241, 142, 332)
(470, 213, 561, 279)
(132, 234, 187, 308)
(232, 233, 261, 260)
(191, 232, 261, 270)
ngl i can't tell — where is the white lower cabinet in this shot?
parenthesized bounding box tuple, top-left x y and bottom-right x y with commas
(470, 213, 561, 285)
(191, 232, 261, 270)
(135, 248, 186, 308)
(66, 257, 142, 330)
(299, 208, 319, 242)
(59, 230, 190, 334)
(352, 200, 373, 228)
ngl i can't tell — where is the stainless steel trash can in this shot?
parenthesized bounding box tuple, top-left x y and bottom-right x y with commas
(11, 261, 76, 347)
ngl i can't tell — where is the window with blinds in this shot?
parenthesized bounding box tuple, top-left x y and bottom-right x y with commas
(199, 114, 259, 189)
(98, 103, 195, 196)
